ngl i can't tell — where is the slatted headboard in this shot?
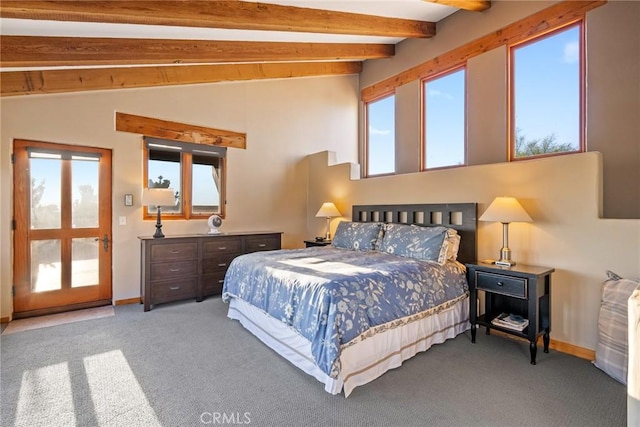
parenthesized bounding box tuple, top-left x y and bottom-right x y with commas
(352, 203, 478, 265)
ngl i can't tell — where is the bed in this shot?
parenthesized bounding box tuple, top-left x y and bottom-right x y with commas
(222, 203, 477, 396)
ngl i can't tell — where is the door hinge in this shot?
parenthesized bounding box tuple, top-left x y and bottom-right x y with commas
(11, 153, 15, 164)
(12, 286, 15, 297)
(11, 219, 16, 230)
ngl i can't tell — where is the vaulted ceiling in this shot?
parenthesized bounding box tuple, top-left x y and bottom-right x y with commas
(0, 1, 491, 96)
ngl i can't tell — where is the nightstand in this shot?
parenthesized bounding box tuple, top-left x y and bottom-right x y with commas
(304, 240, 332, 248)
(466, 262, 554, 364)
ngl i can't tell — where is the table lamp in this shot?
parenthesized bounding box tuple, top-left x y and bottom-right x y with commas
(315, 202, 341, 241)
(479, 196, 532, 266)
(142, 188, 175, 238)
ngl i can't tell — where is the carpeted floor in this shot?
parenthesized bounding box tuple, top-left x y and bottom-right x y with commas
(0, 297, 627, 427)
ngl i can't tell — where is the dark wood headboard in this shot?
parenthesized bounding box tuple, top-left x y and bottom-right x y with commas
(352, 203, 477, 265)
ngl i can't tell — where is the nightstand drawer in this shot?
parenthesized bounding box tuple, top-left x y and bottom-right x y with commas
(476, 271, 527, 299)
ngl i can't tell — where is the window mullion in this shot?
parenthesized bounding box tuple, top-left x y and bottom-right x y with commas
(182, 153, 193, 219)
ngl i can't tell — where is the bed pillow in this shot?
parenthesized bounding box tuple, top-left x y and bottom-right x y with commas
(594, 270, 640, 384)
(412, 225, 460, 263)
(379, 223, 449, 263)
(331, 221, 383, 251)
(441, 229, 460, 263)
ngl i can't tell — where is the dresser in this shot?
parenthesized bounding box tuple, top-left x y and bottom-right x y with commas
(140, 232, 282, 311)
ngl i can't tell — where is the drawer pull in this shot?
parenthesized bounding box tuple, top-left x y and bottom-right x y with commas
(169, 249, 181, 254)
(258, 243, 267, 248)
(497, 281, 504, 287)
(218, 280, 224, 283)
(169, 286, 180, 291)
(218, 263, 227, 267)
(218, 246, 227, 250)
(169, 268, 180, 272)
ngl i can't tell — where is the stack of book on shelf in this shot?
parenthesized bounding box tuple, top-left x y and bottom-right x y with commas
(491, 313, 529, 331)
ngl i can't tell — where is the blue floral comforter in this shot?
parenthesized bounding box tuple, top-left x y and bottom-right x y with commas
(222, 247, 468, 378)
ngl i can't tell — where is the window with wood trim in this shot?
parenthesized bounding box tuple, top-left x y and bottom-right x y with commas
(365, 93, 395, 176)
(143, 137, 226, 219)
(510, 21, 584, 160)
(422, 67, 466, 169)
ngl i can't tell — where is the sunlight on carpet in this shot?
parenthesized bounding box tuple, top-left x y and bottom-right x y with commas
(1, 306, 114, 335)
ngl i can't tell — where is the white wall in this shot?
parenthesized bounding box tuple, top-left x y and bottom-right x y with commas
(306, 149, 640, 351)
(0, 75, 359, 317)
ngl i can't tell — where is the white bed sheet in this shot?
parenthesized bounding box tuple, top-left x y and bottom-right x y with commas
(227, 295, 470, 397)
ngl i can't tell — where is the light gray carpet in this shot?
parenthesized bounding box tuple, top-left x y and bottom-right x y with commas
(1, 297, 626, 427)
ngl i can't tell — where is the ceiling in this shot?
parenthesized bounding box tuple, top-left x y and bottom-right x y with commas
(0, 0, 491, 96)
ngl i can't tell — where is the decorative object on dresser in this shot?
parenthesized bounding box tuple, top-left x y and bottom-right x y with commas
(141, 188, 176, 238)
(207, 214, 222, 234)
(315, 202, 342, 241)
(479, 196, 532, 267)
(139, 232, 281, 311)
(467, 262, 554, 364)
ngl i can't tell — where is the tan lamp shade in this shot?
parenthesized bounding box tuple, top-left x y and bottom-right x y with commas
(315, 202, 341, 218)
(479, 197, 532, 224)
(141, 188, 175, 207)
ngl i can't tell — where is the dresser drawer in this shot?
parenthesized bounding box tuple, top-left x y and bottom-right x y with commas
(475, 271, 527, 299)
(202, 238, 242, 255)
(245, 235, 281, 252)
(202, 273, 226, 296)
(151, 278, 197, 304)
(150, 260, 197, 280)
(150, 242, 197, 261)
(202, 253, 237, 274)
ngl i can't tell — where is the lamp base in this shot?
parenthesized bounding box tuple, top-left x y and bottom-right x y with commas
(495, 260, 515, 267)
(152, 207, 165, 238)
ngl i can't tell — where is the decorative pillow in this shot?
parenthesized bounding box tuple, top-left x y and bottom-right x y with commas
(379, 223, 448, 264)
(440, 228, 461, 263)
(331, 221, 383, 251)
(593, 270, 640, 384)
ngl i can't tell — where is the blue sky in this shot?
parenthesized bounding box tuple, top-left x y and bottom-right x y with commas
(368, 23, 580, 171)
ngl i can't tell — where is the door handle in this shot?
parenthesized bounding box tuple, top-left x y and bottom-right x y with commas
(95, 234, 109, 251)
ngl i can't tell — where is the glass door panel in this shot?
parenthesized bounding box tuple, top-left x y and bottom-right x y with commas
(71, 238, 99, 288)
(30, 154, 62, 230)
(30, 240, 61, 292)
(72, 155, 99, 228)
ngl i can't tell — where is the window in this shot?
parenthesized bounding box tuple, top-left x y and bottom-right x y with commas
(510, 22, 584, 159)
(365, 93, 395, 176)
(144, 137, 226, 219)
(422, 67, 466, 169)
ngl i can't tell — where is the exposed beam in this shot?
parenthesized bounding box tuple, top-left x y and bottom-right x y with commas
(423, 0, 491, 12)
(0, 61, 363, 97)
(0, 1, 436, 39)
(115, 112, 247, 149)
(0, 36, 392, 67)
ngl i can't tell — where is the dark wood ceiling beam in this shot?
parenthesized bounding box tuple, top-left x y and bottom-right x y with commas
(0, 35, 392, 67)
(423, 0, 491, 12)
(0, 61, 363, 96)
(0, 1, 436, 38)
